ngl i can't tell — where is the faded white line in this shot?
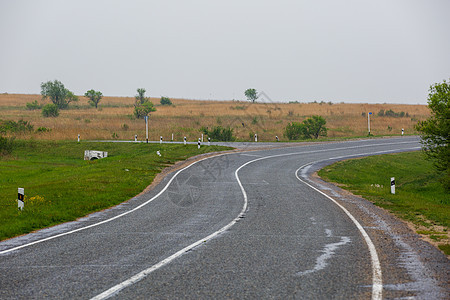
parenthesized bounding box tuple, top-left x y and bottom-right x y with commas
(296, 236, 351, 276)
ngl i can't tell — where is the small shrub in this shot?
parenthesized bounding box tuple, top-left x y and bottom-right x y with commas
(26, 100, 42, 110)
(0, 135, 15, 155)
(284, 122, 306, 140)
(0, 119, 34, 133)
(202, 126, 235, 141)
(160, 96, 172, 106)
(112, 132, 119, 139)
(36, 127, 51, 133)
(385, 109, 395, 117)
(121, 124, 129, 131)
(42, 104, 59, 117)
(284, 116, 327, 140)
(252, 116, 258, 124)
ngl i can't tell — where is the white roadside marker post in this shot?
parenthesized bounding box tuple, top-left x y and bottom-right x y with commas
(255, 133, 258, 142)
(208, 137, 211, 146)
(368, 112, 372, 135)
(276, 135, 279, 142)
(201, 133, 204, 143)
(160, 136, 163, 144)
(184, 137, 187, 145)
(172, 133, 174, 141)
(144, 116, 149, 143)
(18, 188, 24, 210)
(135, 134, 137, 142)
(198, 138, 201, 149)
(78, 134, 80, 143)
(391, 177, 395, 194)
(402, 128, 404, 136)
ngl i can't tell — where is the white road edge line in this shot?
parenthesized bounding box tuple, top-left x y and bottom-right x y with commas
(0, 153, 228, 255)
(91, 144, 419, 299)
(0, 139, 418, 256)
(294, 146, 419, 300)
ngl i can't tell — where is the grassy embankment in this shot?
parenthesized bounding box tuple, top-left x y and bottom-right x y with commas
(0, 140, 232, 241)
(0, 94, 429, 141)
(318, 151, 449, 255)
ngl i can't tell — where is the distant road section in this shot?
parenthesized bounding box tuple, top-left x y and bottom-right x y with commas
(1, 137, 448, 299)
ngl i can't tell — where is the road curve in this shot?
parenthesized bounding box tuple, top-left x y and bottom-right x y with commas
(0, 137, 448, 299)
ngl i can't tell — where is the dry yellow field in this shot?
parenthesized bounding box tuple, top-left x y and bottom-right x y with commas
(0, 93, 430, 141)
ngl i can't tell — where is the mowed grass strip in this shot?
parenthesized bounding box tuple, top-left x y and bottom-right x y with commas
(0, 140, 232, 241)
(318, 151, 449, 254)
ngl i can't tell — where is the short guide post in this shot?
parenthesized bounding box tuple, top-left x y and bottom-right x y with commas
(18, 188, 24, 210)
(391, 177, 395, 194)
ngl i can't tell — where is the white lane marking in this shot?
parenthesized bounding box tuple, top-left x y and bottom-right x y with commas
(0, 140, 418, 255)
(91, 154, 266, 299)
(91, 144, 419, 299)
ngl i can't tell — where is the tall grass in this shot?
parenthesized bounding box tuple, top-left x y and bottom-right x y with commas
(0, 94, 430, 141)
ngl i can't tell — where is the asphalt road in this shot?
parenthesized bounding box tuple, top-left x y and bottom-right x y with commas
(0, 137, 448, 299)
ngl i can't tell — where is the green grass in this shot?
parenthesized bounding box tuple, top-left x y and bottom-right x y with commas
(0, 140, 232, 240)
(318, 151, 449, 254)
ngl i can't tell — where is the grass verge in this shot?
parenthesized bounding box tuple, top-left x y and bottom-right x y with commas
(318, 151, 449, 255)
(0, 140, 232, 241)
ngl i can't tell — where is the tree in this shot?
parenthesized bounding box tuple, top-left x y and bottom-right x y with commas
(160, 96, 172, 106)
(133, 88, 156, 118)
(284, 115, 327, 140)
(135, 88, 149, 104)
(245, 88, 258, 103)
(85, 89, 103, 108)
(40, 80, 78, 109)
(415, 79, 450, 190)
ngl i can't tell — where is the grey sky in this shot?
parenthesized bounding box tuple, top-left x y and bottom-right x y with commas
(1, 0, 449, 104)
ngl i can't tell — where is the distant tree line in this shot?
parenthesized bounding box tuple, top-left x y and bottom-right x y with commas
(24, 80, 173, 120)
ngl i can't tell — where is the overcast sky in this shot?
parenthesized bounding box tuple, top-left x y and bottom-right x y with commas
(1, 0, 449, 104)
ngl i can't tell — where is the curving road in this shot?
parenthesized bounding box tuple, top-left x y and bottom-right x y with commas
(0, 137, 448, 299)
